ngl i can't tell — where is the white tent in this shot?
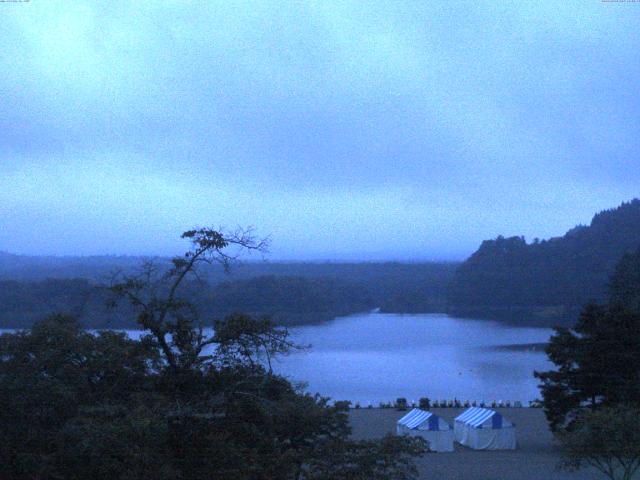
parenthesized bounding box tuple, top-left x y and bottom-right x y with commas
(396, 408, 454, 452)
(454, 407, 516, 450)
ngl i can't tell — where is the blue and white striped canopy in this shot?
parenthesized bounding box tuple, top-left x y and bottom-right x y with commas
(397, 408, 441, 431)
(455, 407, 505, 429)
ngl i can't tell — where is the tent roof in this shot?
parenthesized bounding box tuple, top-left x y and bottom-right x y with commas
(455, 407, 489, 423)
(455, 407, 503, 428)
(397, 408, 436, 429)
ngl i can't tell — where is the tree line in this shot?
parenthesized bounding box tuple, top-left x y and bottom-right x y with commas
(0, 275, 374, 329)
(0, 263, 456, 329)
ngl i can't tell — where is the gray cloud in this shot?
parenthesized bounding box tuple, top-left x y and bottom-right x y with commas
(1, 1, 639, 260)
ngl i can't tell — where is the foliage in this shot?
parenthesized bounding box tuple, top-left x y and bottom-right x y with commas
(0, 314, 158, 479)
(609, 247, 640, 314)
(212, 313, 301, 372)
(558, 405, 640, 480)
(448, 199, 640, 325)
(202, 275, 374, 325)
(534, 302, 640, 431)
(395, 397, 408, 410)
(0, 278, 115, 327)
(302, 435, 427, 480)
(0, 228, 426, 480)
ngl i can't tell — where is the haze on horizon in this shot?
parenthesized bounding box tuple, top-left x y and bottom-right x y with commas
(1, 1, 639, 262)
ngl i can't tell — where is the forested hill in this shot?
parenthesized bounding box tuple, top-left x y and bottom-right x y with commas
(0, 276, 376, 329)
(0, 262, 457, 329)
(448, 199, 640, 325)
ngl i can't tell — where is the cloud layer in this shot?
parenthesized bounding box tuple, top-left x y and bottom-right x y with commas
(1, 1, 639, 259)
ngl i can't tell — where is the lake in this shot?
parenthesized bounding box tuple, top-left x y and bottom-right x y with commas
(1, 312, 553, 405)
(275, 312, 553, 405)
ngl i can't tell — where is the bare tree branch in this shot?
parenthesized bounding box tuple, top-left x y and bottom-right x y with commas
(105, 227, 269, 370)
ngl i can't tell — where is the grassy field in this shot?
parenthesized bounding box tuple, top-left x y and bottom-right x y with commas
(349, 407, 605, 480)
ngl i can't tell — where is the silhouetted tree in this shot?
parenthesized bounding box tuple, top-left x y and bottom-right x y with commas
(535, 303, 640, 431)
(558, 405, 640, 480)
(107, 227, 269, 370)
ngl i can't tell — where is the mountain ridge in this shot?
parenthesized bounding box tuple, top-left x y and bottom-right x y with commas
(447, 199, 640, 325)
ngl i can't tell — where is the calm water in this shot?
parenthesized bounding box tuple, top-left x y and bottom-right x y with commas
(1, 312, 553, 405)
(275, 312, 553, 405)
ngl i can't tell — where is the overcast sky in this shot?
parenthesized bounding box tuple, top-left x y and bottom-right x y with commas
(1, 1, 639, 261)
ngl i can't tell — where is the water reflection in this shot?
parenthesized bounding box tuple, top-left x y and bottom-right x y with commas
(276, 313, 552, 404)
